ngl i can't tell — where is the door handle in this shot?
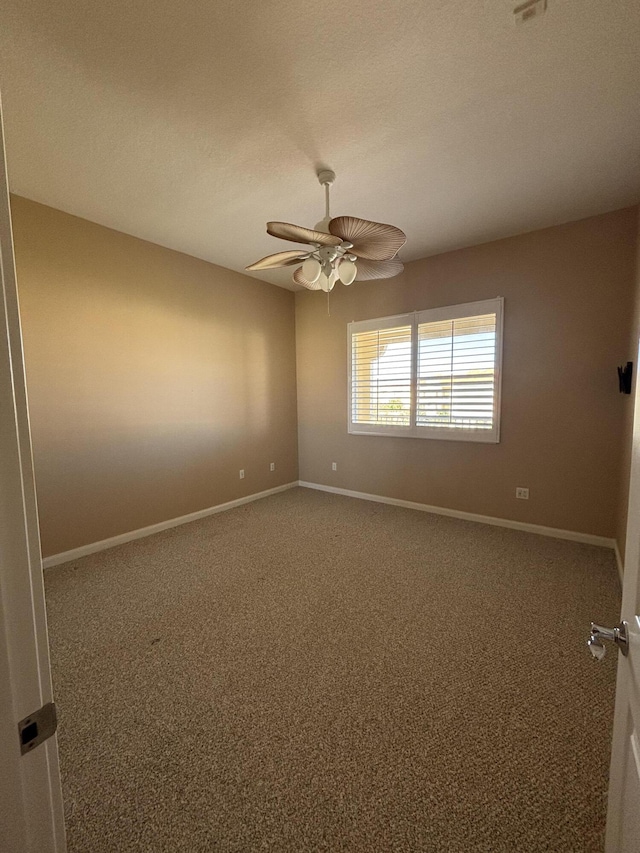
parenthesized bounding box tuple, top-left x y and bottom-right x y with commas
(588, 621, 629, 659)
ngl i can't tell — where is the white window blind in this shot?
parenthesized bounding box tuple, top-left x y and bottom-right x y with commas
(351, 324, 412, 427)
(348, 298, 503, 443)
(417, 313, 496, 431)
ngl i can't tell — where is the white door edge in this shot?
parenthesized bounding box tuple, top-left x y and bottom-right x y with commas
(0, 92, 66, 852)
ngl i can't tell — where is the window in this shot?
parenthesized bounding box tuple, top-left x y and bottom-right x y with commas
(348, 298, 503, 442)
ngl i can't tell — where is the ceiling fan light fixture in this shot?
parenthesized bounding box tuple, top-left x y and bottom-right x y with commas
(318, 271, 338, 292)
(339, 259, 357, 285)
(301, 257, 322, 284)
(247, 169, 406, 292)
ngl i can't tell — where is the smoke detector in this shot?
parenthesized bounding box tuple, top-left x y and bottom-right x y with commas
(514, 0, 547, 25)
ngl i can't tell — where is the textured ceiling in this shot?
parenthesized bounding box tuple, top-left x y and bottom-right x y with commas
(1, 0, 639, 290)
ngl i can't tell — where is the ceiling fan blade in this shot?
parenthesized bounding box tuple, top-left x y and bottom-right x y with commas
(267, 221, 342, 247)
(355, 257, 404, 281)
(293, 265, 323, 290)
(246, 250, 308, 271)
(329, 216, 406, 261)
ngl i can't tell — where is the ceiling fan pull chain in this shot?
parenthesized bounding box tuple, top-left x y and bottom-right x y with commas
(327, 290, 331, 317)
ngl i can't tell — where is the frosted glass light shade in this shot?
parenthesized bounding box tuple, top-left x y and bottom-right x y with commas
(302, 257, 321, 284)
(339, 259, 357, 285)
(318, 272, 331, 292)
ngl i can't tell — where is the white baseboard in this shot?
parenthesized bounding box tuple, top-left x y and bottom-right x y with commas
(43, 479, 617, 570)
(614, 541, 624, 583)
(298, 481, 616, 551)
(42, 482, 298, 569)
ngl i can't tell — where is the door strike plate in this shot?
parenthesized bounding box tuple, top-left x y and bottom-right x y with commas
(18, 702, 57, 755)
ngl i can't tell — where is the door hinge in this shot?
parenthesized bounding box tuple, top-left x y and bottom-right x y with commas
(18, 701, 57, 755)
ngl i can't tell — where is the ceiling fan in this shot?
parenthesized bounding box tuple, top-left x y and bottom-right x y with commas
(246, 170, 407, 291)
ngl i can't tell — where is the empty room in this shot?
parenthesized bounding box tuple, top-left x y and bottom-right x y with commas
(1, 1, 640, 852)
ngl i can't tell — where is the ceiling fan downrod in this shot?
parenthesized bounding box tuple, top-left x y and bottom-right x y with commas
(315, 169, 335, 233)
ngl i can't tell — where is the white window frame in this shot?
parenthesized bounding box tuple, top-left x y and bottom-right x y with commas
(347, 297, 504, 443)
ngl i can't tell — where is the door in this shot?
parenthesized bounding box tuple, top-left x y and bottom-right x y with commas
(0, 94, 66, 851)
(604, 334, 640, 852)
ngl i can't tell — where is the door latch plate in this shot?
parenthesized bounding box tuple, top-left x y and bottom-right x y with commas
(18, 702, 57, 755)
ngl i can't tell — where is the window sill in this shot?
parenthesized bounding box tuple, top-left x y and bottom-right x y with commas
(348, 426, 500, 443)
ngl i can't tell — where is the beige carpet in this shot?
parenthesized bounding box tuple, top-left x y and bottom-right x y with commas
(45, 487, 620, 852)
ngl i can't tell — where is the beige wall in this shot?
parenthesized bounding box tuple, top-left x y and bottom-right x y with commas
(11, 196, 639, 556)
(616, 211, 640, 560)
(11, 196, 298, 557)
(296, 207, 639, 539)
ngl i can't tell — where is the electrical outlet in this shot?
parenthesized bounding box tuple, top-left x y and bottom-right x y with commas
(516, 487, 529, 500)
(332, 462, 337, 471)
(239, 469, 245, 479)
(270, 462, 275, 472)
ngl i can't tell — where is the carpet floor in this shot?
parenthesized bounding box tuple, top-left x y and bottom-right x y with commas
(44, 487, 620, 852)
